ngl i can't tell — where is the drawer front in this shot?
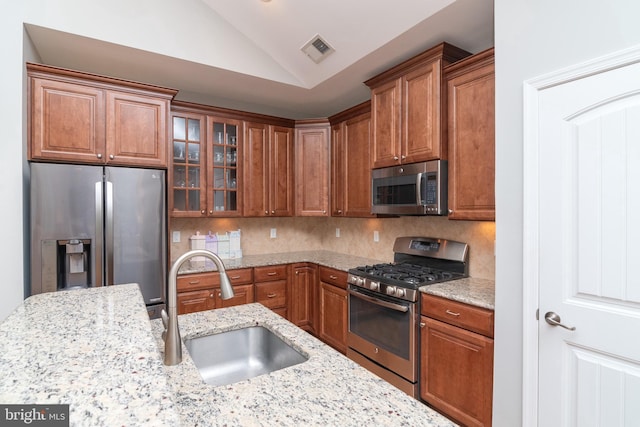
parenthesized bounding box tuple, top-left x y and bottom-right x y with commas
(254, 264, 288, 282)
(319, 266, 348, 289)
(176, 272, 215, 292)
(255, 280, 287, 309)
(421, 294, 494, 338)
(226, 268, 253, 285)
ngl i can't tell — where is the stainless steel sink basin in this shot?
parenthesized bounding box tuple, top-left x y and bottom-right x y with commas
(184, 326, 308, 386)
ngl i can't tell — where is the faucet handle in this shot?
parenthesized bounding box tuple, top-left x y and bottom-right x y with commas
(161, 308, 169, 330)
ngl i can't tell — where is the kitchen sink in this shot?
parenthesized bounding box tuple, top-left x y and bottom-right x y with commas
(184, 326, 308, 386)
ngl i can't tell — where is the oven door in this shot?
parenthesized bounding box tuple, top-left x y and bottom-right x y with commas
(347, 285, 418, 383)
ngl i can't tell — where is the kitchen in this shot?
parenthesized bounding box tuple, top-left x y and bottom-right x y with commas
(2, 1, 640, 427)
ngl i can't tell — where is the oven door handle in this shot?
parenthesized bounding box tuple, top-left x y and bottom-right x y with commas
(348, 289, 409, 313)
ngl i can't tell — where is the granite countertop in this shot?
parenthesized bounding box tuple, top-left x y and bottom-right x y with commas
(0, 284, 180, 426)
(177, 249, 385, 275)
(0, 284, 457, 426)
(420, 277, 495, 310)
(152, 303, 456, 427)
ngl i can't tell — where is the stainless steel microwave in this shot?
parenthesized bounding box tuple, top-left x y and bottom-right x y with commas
(371, 160, 448, 215)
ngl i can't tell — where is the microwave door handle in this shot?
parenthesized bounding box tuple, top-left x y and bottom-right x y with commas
(416, 172, 424, 205)
(348, 289, 409, 313)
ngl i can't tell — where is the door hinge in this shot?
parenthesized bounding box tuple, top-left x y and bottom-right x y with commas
(536, 308, 539, 320)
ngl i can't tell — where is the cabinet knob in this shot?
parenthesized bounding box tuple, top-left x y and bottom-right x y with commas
(420, 322, 426, 328)
(448, 209, 453, 214)
(97, 154, 103, 159)
(109, 154, 115, 160)
(401, 155, 406, 160)
(322, 210, 327, 214)
(201, 210, 206, 214)
(393, 156, 399, 160)
(295, 270, 299, 275)
(210, 293, 214, 298)
(265, 210, 269, 215)
(337, 210, 343, 214)
(271, 210, 275, 214)
(209, 210, 213, 214)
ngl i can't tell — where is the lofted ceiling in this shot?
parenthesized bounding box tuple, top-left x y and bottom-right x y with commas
(25, 0, 494, 119)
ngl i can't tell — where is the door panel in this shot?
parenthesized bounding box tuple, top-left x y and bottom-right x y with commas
(535, 56, 640, 426)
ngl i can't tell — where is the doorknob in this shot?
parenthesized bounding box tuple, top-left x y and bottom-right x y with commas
(544, 311, 576, 331)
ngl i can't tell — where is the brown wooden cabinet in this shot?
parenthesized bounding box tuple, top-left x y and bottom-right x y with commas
(288, 263, 317, 333)
(365, 43, 470, 168)
(329, 102, 374, 217)
(294, 122, 330, 216)
(445, 48, 495, 221)
(420, 293, 494, 427)
(244, 122, 294, 217)
(318, 267, 348, 354)
(170, 102, 243, 217)
(176, 268, 254, 315)
(28, 63, 175, 168)
(254, 264, 288, 317)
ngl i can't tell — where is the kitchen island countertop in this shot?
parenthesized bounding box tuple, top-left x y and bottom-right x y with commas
(0, 284, 456, 426)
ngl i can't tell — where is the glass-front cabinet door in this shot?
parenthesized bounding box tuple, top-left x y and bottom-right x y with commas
(171, 113, 206, 216)
(207, 116, 241, 216)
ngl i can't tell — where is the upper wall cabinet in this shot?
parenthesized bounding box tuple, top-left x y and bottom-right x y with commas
(244, 121, 295, 217)
(27, 63, 176, 168)
(295, 121, 330, 216)
(365, 43, 471, 169)
(444, 48, 495, 221)
(329, 102, 374, 218)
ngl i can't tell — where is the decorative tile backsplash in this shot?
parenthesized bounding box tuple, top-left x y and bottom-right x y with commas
(170, 216, 495, 279)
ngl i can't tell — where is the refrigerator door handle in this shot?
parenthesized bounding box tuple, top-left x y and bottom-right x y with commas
(95, 181, 104, 287)
(105, 180, 114, 286)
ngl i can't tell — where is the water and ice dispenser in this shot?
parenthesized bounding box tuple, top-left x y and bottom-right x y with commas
(38, 238, 92, 293)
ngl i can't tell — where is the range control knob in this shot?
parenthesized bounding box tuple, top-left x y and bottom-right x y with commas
(357, 277, 366, 287)
(386, 286, 397, 296)
(369, 281, 380, 291)
(395, 288, 406, 298)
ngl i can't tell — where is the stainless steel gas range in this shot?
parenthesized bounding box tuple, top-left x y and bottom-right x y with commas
(346, 236, 469, 398)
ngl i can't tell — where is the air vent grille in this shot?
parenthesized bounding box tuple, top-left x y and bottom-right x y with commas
(301, 34, 335, 64)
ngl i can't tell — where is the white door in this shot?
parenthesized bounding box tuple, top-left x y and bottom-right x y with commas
(528, 50, 640, 426)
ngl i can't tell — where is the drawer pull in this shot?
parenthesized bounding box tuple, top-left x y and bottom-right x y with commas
(267, 293, 277, 298)
(329, 275, 338, 280)
(230, 275, 241, 280)
(189, 280, 201, 285)
(267, 272, 277, 276)
(445, 310, 461, 317)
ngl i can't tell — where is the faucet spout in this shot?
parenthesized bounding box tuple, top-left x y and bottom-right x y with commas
(162, 249, 234, 365)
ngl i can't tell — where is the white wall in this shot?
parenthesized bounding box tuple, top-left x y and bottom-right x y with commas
(493, 1, 640, 425)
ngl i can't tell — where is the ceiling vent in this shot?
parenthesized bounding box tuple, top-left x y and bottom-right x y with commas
(301, 34, 335, 64)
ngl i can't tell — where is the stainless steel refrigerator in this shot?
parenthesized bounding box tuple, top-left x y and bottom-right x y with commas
(30, 163, 166, 318)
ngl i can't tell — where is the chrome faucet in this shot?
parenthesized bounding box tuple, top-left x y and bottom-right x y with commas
(161, 249, 235, 365)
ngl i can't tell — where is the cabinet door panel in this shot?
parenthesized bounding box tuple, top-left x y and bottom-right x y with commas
(30, 78, 105, 163)
(319, 281, 347, 354)
(270, 126, 294, 216)
(289, 264, 317, 331)
(371, 79, 401, 168)
(216, 284, 254, 308)
(447, 54, 495, 220)
(243, 122, 269, 216)
(420, 316, 493, 427)
(331, 124, 345, 215)
(295, 127, 329, 216)
(177, 290, 214, 314)
(106, 91, 168, 167)
(403, 61, 442, 162)
(343, 113, 373, 217)
(255, 280, 287, 309)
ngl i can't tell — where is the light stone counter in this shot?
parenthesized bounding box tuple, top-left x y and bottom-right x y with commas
(177, 250, 385, 275)
(420, 277, 495, 310)
(151, 303, 457, 427)
(0, 284, 456, 426)
(0, 284, 180, 426)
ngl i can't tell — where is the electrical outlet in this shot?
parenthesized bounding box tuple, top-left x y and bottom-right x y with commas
(373, 230, 379, 242)
(172, 231, 181, 243)
(270, 228, 277, 239)
(336, 228, 340, 238)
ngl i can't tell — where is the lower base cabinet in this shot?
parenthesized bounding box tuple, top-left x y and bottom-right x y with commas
(420, 294, 494, 427)
(254, 264, 288, 318)
(176, 268, 253, 315)
(318, 267, 348, 354)
(288, 263, 317, 333)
